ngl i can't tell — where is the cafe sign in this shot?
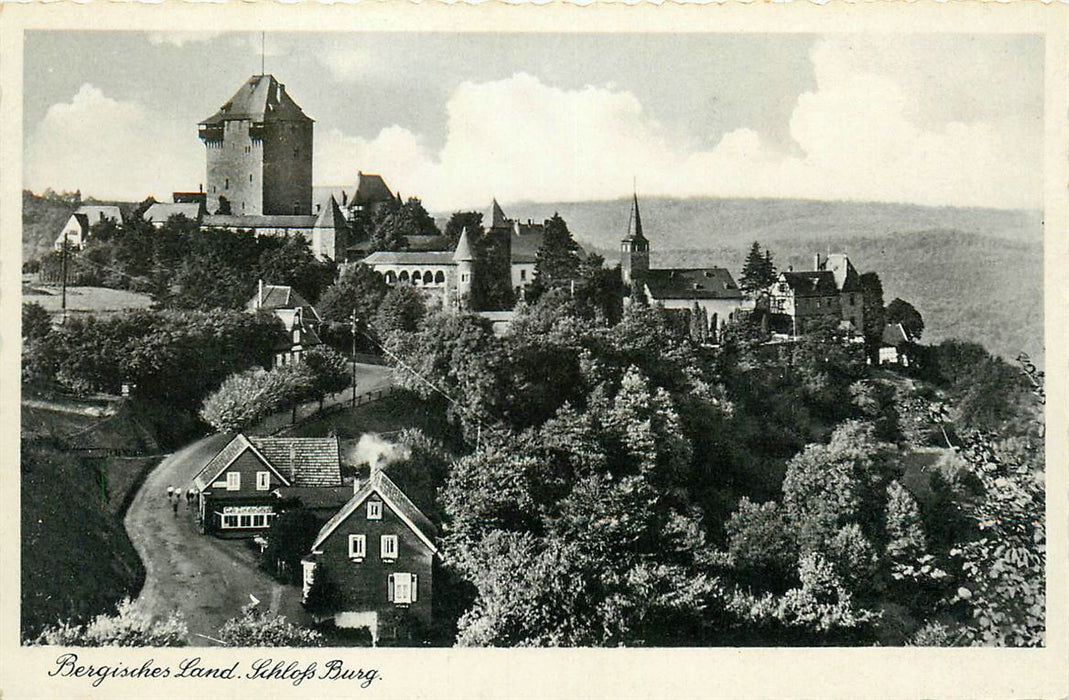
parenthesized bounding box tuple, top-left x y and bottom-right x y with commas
(222, 505, 275, 515)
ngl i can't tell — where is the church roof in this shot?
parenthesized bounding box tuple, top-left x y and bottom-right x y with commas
(201, 74, 312, 125)
(352, 172, 394, 205)
(644, 268, 743, 300)
(624, 192, 646, 242)
(453, 227, 475, 262)
(490, 199, 509, 229)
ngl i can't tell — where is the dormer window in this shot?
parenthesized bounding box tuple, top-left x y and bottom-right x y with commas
(367, 500, 382, 520)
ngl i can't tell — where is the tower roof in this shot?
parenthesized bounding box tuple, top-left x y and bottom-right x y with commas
(314, 195, 346, 230)
(352, 172, 394, 205)
(490, 199, 509, 229)
(201, 75, 312, 125)
(625, 191, 646, 242)
(453, 227, 475, 262)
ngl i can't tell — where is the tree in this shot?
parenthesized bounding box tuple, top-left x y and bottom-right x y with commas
(444, 211, 483, 246)
(217, 604, 324, 647)
(22, 302, 52, 341)
(884, 480, 927, 563)
(32, 597, 187, 647)
(725, 498, 797, 588)
(303, 346, 351, 409)
(373, 284, 426, 335)
(739, 242, 776, 296)
(885, 297, 924, 340)
(255, 235, 336, 304)
(369, 197, 439, 251)
(859, 271, 886, 351)
(530, 213, 581, 297)
(261, 508, 322, 583)
(317, 264, 388, 324)
(304, 564, 341, 615)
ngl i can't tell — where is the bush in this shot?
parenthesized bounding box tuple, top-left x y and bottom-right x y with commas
(217, 605, 324, 647)
(33, 597, 187, 647)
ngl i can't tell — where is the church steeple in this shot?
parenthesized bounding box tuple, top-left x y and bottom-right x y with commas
(620, 189, 650, 287)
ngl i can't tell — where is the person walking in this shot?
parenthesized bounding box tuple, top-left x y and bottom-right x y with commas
(166, 485, 174, 501)
(172, 498, 179, 517)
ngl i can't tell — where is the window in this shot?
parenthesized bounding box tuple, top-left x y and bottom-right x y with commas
(256, 471, 271, 491)
(850, 294, 856, 306)
(222, 514, 239, 528)
(348, 534, 367, 560)
(388, 573, 418, 604)
(226, 471, 240, 491)
(239, 514, 252, 528)
(520, 269, 527, 281)
(381, 534, 398, 560)
(225, 177, 230, 190)
(249, 173, 253, 183)
(292, 329, 301, 344)
(367, 501, 382, 520)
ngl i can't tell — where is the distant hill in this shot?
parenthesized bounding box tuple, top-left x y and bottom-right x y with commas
(482, 197, 1043, 367)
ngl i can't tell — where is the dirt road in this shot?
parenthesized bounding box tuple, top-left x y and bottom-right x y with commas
(124, 432, 313, 645)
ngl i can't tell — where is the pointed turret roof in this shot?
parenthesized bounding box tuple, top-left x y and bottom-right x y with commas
(490, 199, 509, 229)
(625, 191, 646, 242)
(201, 75, 312, 126)
(453, 227, 475, 262)
(314, 195, 345, 229)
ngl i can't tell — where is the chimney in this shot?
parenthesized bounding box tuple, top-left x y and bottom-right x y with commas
(199, 183, 203, 193)
(258, 279, 264, 307)
(352, 477, 361, 494)
(342, 191, 348, 207)
(813, 254, 822, 271)
(316, 203, 322, 214)
(788, 265, 793, 272)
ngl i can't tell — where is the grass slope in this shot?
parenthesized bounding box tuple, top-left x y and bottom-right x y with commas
(21, 442, 146, 640)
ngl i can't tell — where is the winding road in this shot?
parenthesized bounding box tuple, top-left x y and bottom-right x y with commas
(123, 363, 396, 645)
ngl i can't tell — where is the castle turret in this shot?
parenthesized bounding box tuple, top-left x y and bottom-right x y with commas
(199, 75, 313, 216)
(620, 191, 650, 286)
(453, 226, 476, 308)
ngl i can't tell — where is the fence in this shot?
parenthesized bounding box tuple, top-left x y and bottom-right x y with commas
(250, 384, 396, 436)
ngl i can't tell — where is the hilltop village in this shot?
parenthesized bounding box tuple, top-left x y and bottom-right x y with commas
(22, 74, 1043, 648)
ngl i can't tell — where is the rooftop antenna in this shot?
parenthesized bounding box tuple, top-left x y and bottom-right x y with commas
(261, 31, 265, 76)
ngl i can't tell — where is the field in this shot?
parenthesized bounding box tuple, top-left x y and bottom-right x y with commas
(22, 282, 154, 318)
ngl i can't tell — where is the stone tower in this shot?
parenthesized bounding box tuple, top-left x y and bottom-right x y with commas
(620, 192, 650, 286)
(199, 75, 313, 217)
(453, 226, 476, 309)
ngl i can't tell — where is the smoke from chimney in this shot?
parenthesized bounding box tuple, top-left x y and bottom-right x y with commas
(345, 433, 410, 473)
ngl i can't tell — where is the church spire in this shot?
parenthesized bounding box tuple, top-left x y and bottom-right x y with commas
(627, 189, 646, 242)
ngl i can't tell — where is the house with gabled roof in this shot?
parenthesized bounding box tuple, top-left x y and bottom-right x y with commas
(302, 469, 437, 641)
(55, 205, 122, 250)
(247, 280, 322, 366)
(767, 253, 865, 337)
(192, 433, 342, 537)
(878, 322, 914, 366)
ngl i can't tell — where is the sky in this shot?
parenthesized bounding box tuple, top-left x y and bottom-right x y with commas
(23, 31, 1044, 212)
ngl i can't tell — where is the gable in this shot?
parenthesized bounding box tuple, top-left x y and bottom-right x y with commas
(193, 434, 291, 491)
(313, 473, 437, 554)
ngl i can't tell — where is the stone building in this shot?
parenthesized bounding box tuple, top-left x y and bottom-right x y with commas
(199, 74, 314, 217)
(767, 253, 865, 337)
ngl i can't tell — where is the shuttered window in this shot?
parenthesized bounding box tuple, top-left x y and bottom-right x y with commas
(388, 573, 417, 604)
(348, 534, 366, 560)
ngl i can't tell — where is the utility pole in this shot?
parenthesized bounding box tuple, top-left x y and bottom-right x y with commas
(60, 236, 69, 322)
(350, 310, 359, 407)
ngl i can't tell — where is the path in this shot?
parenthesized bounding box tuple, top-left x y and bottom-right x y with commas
(124, 433, 312, 645)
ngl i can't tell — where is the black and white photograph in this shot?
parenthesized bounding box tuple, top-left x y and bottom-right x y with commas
(2, 4, 1067, 698)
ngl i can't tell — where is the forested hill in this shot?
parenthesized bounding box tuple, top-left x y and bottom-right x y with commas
(496, 197, 1044, 366)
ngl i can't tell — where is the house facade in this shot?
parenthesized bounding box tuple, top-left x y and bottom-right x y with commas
(54, 205, 122, 250)
(360, 227, 475, 310)
(878, 322, 913, 366)
(192, 434, 342, 537)
(246, 280, 323, 366)
(303, 470, 437, 641)
(767, 253, 865, 337)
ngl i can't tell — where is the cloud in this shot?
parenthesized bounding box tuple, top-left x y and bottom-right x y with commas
(316, 48, 376, 83)
(25, 84, 202, 201)
(315, 42, 1042, 211)
(147, 32, 224, 47)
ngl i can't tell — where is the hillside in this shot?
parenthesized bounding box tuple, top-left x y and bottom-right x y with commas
(493, 197, 1043, 366)
(22, 190, 136, 264)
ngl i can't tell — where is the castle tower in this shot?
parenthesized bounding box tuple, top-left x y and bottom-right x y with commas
(199, 75, 313, 217)
(453, 226, 476, 309)
(620, 191, 650, 286)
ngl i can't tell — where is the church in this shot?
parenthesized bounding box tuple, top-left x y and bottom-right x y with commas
(620, 193, 751, 337)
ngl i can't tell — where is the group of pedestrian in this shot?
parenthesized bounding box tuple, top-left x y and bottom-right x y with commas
(165, 485, 196, 517)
